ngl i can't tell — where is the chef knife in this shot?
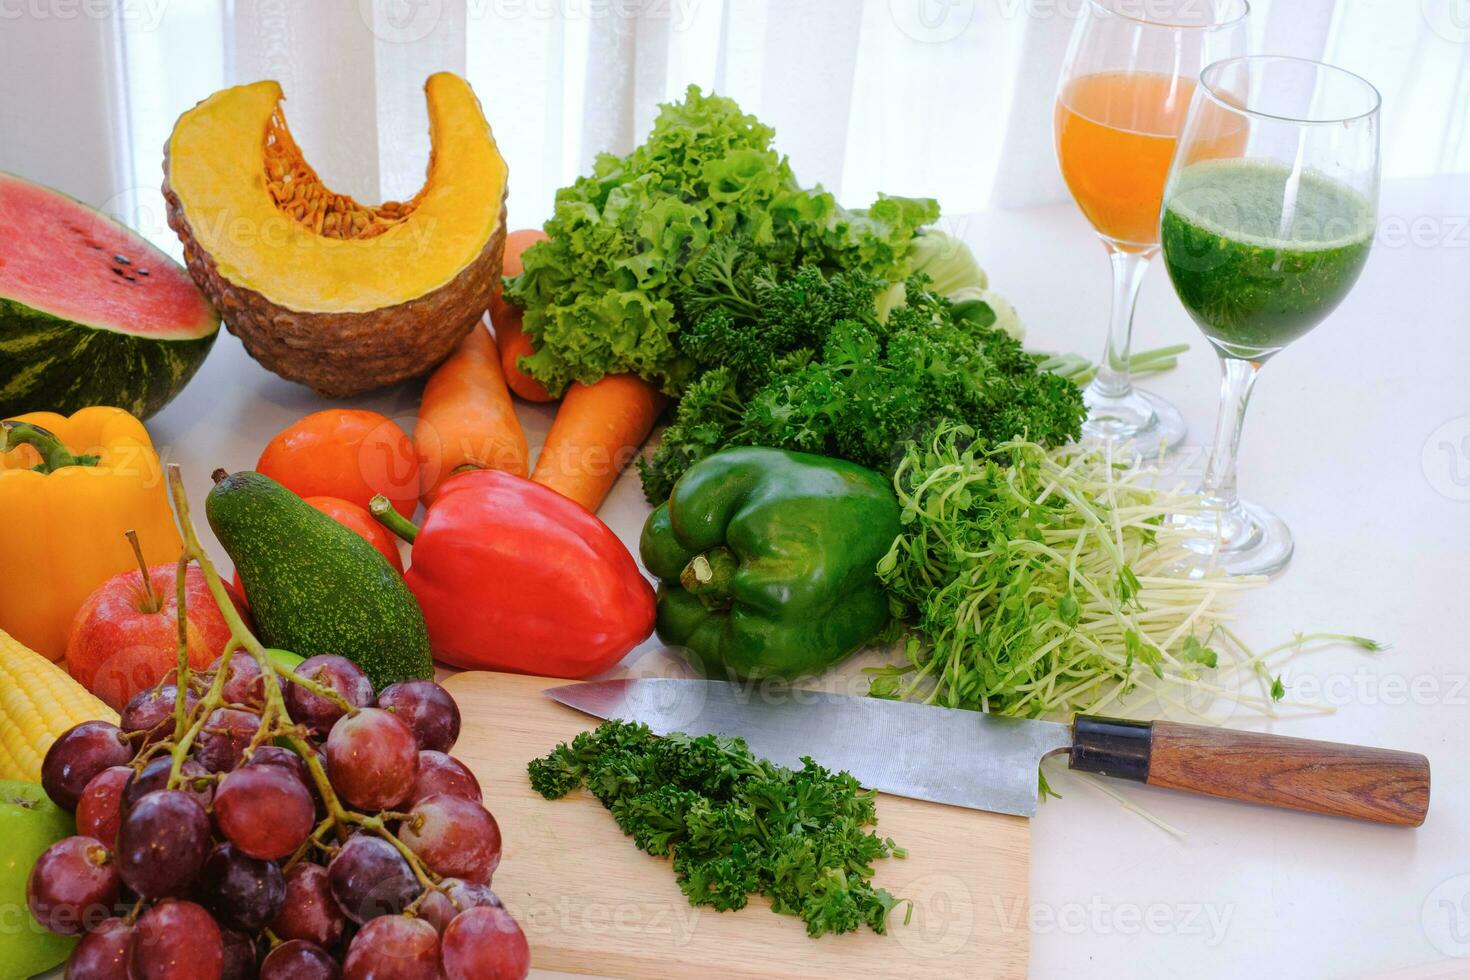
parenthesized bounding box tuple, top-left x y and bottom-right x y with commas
(546, 678, 1429, 826)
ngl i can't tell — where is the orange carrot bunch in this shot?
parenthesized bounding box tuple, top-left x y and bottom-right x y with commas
(489, 229, 553, 403)
(530, 375, 665, 513)
(415, 323, 529, 506)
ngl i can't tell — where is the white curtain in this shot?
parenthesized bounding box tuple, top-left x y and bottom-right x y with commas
(7, 0, 1463, 252)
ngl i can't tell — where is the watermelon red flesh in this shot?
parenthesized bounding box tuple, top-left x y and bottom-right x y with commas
(0, 172, 219, 420)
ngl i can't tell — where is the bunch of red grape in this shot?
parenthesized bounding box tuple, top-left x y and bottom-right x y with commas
(29, 652, 528, 980)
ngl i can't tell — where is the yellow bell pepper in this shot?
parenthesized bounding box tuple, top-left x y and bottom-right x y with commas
(0, 407, 181, 662)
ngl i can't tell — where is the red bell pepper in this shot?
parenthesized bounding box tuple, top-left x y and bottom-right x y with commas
(371, 469, 655, 678)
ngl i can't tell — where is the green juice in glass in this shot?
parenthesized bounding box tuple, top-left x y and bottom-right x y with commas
(1160, 159, 1374, 358)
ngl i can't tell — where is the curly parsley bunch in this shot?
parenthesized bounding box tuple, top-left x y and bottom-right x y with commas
(529, 720, 906, 938)
(637, 242, 1086, 502)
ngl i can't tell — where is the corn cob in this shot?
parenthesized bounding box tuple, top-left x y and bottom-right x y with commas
(0, 625, 119, 783)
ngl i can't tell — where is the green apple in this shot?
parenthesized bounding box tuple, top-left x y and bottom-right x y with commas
(266, 647, 305, 672)
(0, 780, 78, 979)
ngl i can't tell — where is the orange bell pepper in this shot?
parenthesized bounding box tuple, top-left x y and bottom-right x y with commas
(0, 407, 181, 661)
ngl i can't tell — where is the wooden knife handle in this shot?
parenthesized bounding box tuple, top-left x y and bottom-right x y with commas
(1068, 715, 1430, 826)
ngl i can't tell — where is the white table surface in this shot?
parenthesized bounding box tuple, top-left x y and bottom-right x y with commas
(142, 173, 1470, 980)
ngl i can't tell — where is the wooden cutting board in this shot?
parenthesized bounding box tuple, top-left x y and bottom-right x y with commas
(443, 671, 1030, 979)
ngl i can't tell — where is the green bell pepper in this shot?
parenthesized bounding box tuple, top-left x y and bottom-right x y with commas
(638, 446, 901, 680)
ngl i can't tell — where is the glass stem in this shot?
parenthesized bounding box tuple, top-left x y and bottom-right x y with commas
(1200, 355, 1263, 508)
(1089, 246, 1152, 400)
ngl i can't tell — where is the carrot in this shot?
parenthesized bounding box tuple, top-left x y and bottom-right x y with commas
(490, 228, 554, 403)
(491, 307, 555, 403)
(531, 374, 666, 512)
(415, 322, 529, 506)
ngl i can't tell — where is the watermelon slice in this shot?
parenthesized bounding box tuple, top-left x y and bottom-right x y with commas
(0, 172, 219, 421)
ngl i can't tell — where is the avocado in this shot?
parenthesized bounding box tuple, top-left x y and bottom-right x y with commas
(206, 470, 432, 690)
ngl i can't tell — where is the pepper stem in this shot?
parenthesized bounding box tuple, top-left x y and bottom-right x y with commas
(1, 421, 100, 472)
(369, 495, 419, 543)
(680, 547, 739, 609)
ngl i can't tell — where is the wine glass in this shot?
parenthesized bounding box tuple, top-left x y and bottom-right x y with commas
(1160, 56, 1381, 576)
(1055, 0, 1249, 455)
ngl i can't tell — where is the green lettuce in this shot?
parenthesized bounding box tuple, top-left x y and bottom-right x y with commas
(504, 86, 938, 397)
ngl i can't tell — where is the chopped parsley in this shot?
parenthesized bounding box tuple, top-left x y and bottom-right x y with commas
(529, 720, 906, 938)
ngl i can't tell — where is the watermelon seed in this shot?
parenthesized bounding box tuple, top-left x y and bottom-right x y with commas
(111, 267, 126, 277)
(114, 254, 131, 265)
(137, 268, 150, 276)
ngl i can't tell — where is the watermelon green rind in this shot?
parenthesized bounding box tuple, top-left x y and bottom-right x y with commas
(0, 171, 220, 420)
(0, 295, 217, 420)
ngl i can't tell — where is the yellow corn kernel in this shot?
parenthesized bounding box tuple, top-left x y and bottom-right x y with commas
(0, 626, 119, 783)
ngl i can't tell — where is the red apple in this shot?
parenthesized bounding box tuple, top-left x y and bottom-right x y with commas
(66, 564, 245, 711)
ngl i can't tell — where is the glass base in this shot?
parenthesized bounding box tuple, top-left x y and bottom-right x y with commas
(1169, 497, 1294, 577)
(1080, 385, 1186, 459)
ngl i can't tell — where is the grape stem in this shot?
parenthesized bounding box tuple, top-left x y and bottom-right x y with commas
(364, 820, 439, 892)
(272, 662, 357, 715)
(166, 652, 232, 786)
(404, 874, 457, 916)
(172, 550, 189, 740)
(160, 465, 442, 886)
(283, 816, 339, 871)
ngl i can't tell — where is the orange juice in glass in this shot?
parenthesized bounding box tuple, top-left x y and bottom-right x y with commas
(1055, 1, 1249, 453)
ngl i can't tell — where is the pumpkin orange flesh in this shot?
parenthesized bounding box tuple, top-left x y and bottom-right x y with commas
(164, 72, 508, 315)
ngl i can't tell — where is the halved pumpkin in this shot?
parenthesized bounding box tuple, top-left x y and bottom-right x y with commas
(163, 72, 508, 397)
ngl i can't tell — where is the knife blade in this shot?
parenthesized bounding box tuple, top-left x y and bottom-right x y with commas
(546, 678, 1431, 826)
(546, 677, 1071, 817)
